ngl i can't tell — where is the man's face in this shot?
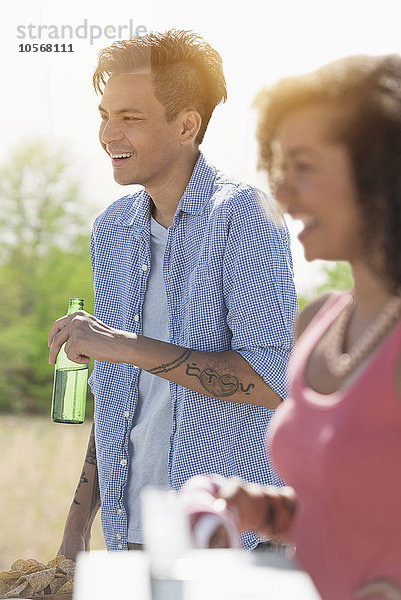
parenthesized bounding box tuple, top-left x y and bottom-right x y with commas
(98, 73, 184, 187)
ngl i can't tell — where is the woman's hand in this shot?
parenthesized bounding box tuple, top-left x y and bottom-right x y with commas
(216, 478, 296, 541)
(180, 475, 296, 549)
(357, 579, 401, 600)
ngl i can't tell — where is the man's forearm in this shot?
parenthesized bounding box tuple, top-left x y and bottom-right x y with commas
(49, 313, 284, 408)
(65, 423, 101, 531)
(117, 334, 282, 408)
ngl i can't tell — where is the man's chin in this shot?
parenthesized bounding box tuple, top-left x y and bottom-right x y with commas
(113, 173, 139, 186)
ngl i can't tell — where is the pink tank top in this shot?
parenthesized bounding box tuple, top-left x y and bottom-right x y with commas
(269, 292, 401, 600)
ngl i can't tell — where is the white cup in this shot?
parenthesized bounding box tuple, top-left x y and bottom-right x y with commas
(141, 487, 191, 568)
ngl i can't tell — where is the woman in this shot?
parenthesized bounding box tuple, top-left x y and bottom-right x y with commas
(184, 55, 401, 600)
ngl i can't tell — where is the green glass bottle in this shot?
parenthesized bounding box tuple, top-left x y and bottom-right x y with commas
(51, 298, 88, 424)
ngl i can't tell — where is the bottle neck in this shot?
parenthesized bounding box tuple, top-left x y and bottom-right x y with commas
(68, 298, 84, 314)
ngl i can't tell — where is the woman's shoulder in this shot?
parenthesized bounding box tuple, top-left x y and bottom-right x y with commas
(295, 291, 343, 340)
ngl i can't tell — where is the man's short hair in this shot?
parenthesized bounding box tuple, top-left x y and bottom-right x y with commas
(93, 29, 227, 145)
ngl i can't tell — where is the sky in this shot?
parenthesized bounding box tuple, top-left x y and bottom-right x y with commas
(2, 0, 401, 293)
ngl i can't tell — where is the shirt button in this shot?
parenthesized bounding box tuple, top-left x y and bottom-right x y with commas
(134, 315, 140, 322)
(117, 544, 123, 550)
(120, 459, 127, 466)
(142, 264, 148, 271)
(117, 508, 123, 516)
(116, 533, 122, 540)
(124, 411, 130, 418)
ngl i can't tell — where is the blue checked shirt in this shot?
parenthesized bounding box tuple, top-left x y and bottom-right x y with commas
(89, 153, 298, 551)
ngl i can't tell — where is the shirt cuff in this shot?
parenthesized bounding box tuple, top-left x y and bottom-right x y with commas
(235, 347, 290, 400)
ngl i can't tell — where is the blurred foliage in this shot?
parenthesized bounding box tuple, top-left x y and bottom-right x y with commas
(297, 261, 354, 311)
(0, 141, 94, 415)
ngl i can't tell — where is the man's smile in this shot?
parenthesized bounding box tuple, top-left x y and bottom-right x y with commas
(108, 151, 135, 168)
(110, 152, 134, 159)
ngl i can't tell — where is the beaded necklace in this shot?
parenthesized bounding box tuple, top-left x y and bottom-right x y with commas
(323, 293, 401, 378)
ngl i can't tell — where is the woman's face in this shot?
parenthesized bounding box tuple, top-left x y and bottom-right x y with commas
(275, 103, 363, 263)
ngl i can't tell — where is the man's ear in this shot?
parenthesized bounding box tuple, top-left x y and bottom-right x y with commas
(180, 110, 202, 145)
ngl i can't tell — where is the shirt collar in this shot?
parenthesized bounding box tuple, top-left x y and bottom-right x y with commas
(113, 191, 151, 238)
(175, 152, 217, 217)
(113, 152, 217, 234)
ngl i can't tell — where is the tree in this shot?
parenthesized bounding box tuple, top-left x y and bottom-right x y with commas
(0, 141, 94, 413)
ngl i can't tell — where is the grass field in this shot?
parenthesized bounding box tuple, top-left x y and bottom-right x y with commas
(0, 415, 106, 572)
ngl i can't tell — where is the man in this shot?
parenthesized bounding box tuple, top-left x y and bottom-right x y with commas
(48, 29, 297, 556)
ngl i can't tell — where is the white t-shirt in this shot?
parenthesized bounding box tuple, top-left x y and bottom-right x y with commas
(124, 216, 172, 543)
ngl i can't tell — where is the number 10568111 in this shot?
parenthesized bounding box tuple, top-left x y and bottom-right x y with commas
(18, 43, 74, 52)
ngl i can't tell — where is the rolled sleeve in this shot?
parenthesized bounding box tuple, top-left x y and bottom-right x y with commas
(236, 346, 290, 400)
(224, 187, 297, 399)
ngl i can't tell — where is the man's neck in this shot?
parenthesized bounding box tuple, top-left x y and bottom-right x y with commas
(148, 149, 200, 228)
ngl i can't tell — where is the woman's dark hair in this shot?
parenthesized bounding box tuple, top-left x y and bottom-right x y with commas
(255, 54, 401, 291)
(93, 29, 227, 145)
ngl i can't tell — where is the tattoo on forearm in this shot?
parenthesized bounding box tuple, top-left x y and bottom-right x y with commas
(72, 469, 89, 506)
(78, 470, 88, 488)
(73, 423, 97, 506)
(149, 349, 193, 375)
(240, 383, 255, 393)
(85, 423, 97, 466)
(186, 364, 255, 397)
